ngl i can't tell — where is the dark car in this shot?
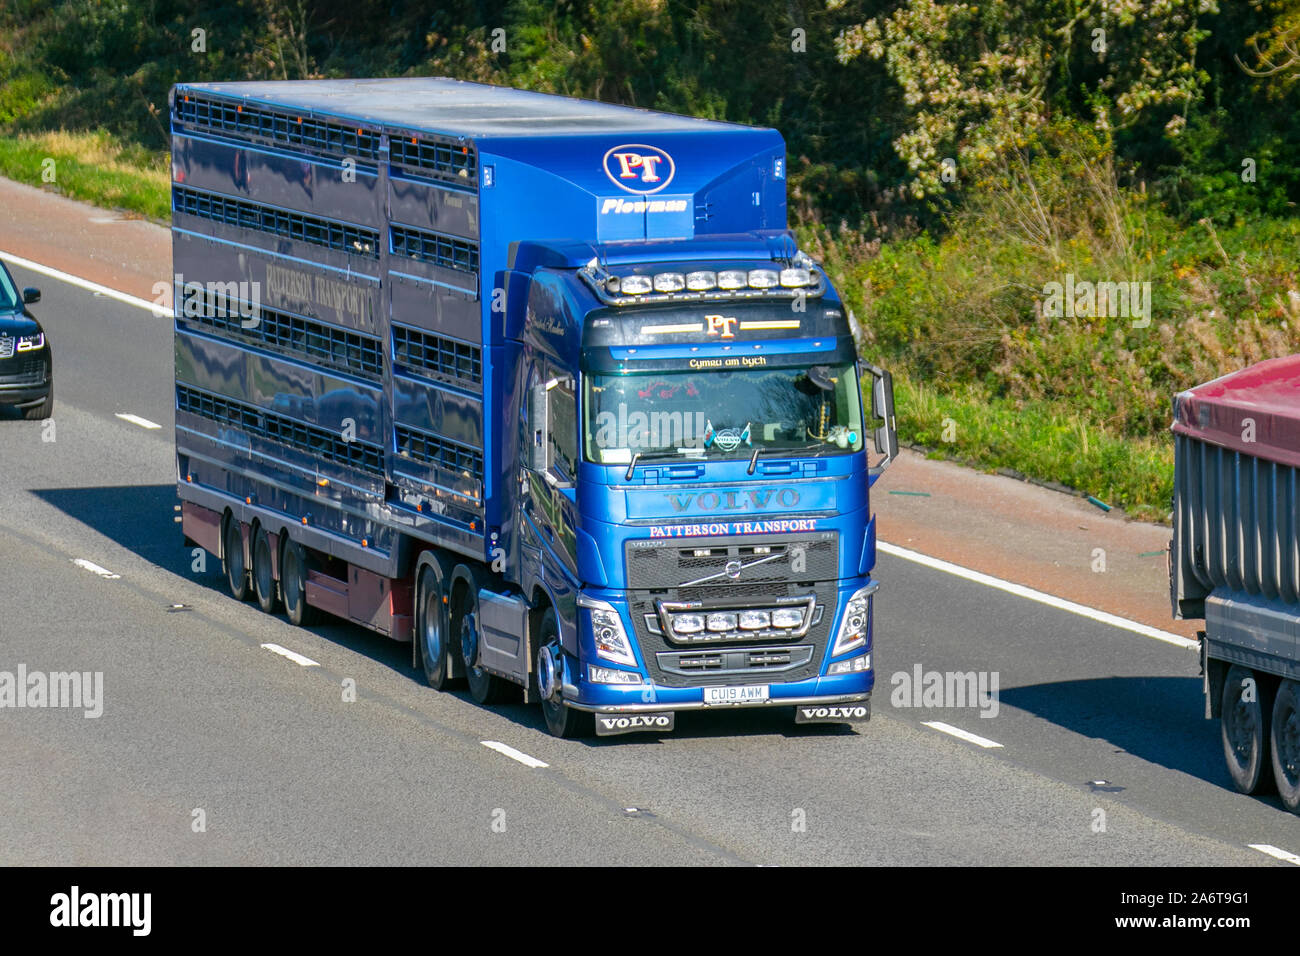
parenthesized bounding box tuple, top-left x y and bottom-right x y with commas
(0, 260, 52, 420)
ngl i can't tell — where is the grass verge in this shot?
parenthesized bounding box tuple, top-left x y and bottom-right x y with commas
(0, 130, 169, 221)
(889, 371, 1174, 522)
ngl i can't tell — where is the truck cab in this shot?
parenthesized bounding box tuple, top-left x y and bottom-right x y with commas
(511, 234, 895, 736)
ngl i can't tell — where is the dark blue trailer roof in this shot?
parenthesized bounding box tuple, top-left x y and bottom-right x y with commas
(175, 77, 758, 140)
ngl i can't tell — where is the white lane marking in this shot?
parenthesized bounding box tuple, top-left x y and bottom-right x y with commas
(0, 249, 170, 318)
(1249, 844, 1300, 866)
(878, 541, 1198, 649)
(922, 721, 1004, 749)
(72, 558, 120, 579)
(481, 740, 549, 769)
(115, 412, 162, 430)
(260, 643, 320, 668)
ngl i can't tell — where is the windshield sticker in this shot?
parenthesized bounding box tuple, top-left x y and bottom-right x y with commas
(647, 518, 820, 538)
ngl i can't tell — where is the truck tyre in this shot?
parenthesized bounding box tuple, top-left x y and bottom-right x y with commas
(537, 608, 591, 739)
(252, 527, 280, 614)
(1221, 665, 1274, 795)
(1270, 680, 1300, 814)
(457, 587, 510, 705)
(418, 565, 454, 690)
(223, 516, 251, 602)
(281, 539, 319, 627)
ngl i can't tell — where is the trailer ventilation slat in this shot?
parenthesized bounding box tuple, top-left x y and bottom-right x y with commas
(177, 385, 384, 475)
(174, 186, 379, 258)
(392, 325, 481, 389)
(1174, 433, 1300, 608)
(182, 291, 382, 380)
(394, 425, 483, 480)
(173, 93, 382, 162)
(389, 135, 477, 185)
(390, 225, 478, 274)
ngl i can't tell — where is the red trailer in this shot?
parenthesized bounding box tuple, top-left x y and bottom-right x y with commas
(1170, 354, 1300, 812)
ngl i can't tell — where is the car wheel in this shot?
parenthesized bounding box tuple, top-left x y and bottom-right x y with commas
(22, 381, 52, 420)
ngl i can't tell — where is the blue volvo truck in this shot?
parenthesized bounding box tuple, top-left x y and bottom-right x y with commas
(170, 78, 897, 737)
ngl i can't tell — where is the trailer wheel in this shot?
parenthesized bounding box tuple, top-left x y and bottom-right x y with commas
(1270, 680, 1300, 814)
(223, 516, 251, 602)
(457, 587, 510, 705)
(281, 539, 319, 627)
(252, 528, 280, 614)
(417, 565, 453, 690)
(1221, 665, 1274, 795)
(537, 608, 591, 739)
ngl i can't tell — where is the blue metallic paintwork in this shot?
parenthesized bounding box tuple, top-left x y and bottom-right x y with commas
(170, 79, 878, 713)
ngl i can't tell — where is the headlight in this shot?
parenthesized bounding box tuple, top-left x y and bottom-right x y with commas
(831, 584, 877, 656)
(16, 333, 45, 351)
(578, 594, 638, 667)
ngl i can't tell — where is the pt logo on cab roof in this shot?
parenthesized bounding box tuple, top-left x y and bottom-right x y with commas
(604, 144, 675, 194)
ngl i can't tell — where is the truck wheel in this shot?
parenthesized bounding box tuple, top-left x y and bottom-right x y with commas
(1221, 665, 1274, 795)
(223, 516, 251, 602)
(281, 539, 318, 627)
(1270, 680, 1300, 814)
(457, 588, 510, 705)
(252, 528, 280, 614)
(418, 565, 453, 690)
(537, 608, 591, 739)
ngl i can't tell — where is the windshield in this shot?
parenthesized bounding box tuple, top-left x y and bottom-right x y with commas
(584, 363, 865, 464)
(0, 265, 18, 311)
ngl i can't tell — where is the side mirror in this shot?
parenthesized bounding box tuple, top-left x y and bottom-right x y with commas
(22, 288, 40, 305)
(529, 382, 549, 472)
(861, 360, 898, 478)
(528, 375, 575, 477)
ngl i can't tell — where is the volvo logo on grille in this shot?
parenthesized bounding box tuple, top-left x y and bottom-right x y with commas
(724, 560, 743, 579)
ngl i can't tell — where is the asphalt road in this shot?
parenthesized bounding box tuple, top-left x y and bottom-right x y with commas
(1, 259, 1298, 865)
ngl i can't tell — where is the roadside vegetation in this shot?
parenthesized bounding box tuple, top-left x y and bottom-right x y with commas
(2, 0, 1298, 521)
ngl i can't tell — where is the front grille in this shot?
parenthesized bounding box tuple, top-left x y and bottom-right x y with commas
(0, 337, 13, 358)
(626, 530, 838, 589)
(0, 352, 46, 383)
(630, 580, 835, 688)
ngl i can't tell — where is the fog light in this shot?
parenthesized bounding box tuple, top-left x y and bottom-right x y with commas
(674, 613, 705, 634)
(706, 612, 738, 631)
(779, 267, 812, 287)
(590, 665, 644, 685)
(748, 269, 779, 288)
(621, 275, 652, 294)
(771, 608, 803, 629)
(828, 653, 871, 675)
(739, 610, 771, 630)
(717, 270, 747, 290)
(653, 272, 685, 292)
(686, 271, 717, 291)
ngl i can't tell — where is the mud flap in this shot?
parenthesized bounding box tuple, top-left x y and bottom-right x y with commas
(794, 700, 871, 724)
(594, 712, 676, 736)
